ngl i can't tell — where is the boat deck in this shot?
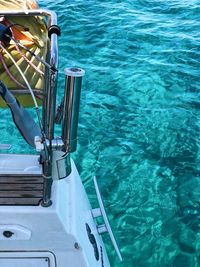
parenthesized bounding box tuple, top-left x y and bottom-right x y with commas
(0, 175, 43, 205)
(0, 154, 43, 206)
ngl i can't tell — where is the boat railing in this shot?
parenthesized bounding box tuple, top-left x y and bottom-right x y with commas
(0, 9, 85, 207)
(0, 9, 58, 139)
(0, 10, 59, 206)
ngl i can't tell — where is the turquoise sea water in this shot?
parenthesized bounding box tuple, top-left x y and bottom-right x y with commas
(1, 0, 200, 266)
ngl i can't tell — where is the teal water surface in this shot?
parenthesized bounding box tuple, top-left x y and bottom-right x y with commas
(2, 0, 200, 266)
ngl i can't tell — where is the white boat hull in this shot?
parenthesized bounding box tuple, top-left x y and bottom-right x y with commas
(0, 158, 110, 267)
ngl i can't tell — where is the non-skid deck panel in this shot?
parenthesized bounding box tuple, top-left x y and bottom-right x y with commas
(0, 175, 44, 205)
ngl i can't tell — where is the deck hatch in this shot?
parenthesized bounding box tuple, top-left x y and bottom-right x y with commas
(0, 257, 49, 267)
(0, 252, 56, 267)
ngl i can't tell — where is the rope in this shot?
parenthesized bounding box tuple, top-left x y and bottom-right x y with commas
(0, 43, 38, 108)
(0, 49, 26, 88)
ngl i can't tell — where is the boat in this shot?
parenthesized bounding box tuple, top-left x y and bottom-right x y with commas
(0, 1, 122, 266)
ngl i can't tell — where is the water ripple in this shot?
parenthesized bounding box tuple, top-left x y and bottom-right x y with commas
(1, 0, 198, 266)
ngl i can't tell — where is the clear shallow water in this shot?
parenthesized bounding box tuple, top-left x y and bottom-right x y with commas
(1, 0, 200, 266)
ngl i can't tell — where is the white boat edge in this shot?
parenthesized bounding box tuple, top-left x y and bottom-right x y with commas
(0, 154, 111, 267)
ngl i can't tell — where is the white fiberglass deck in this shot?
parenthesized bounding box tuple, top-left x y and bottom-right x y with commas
(0, 154, 42, 174)
(0, 160, 110, 267)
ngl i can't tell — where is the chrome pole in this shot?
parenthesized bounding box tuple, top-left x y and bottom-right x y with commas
(43, 10, 58, 140)
(62, 67, 85, 153)
(42, 11, 59, 207)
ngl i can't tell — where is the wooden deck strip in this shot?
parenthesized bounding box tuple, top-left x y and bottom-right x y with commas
(0, 175, 43, 184)
(0, 183, 43, 190)
(0, 190, 43, 198)
(0, 198, 42, 205)
(0, 175, 44, 205)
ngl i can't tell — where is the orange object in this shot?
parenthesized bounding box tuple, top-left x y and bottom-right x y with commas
(28, 0, 39, 9)
(3, 19, 33, 45)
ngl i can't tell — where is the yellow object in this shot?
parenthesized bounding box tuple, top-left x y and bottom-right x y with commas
(0, 0, 48, 107)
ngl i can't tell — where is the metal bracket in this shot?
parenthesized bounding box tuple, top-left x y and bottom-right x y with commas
(0, 144, 11, 150)
(92, 176, 122, 261)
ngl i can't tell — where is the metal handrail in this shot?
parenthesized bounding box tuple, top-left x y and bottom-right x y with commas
(9, 90, 44, 96)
